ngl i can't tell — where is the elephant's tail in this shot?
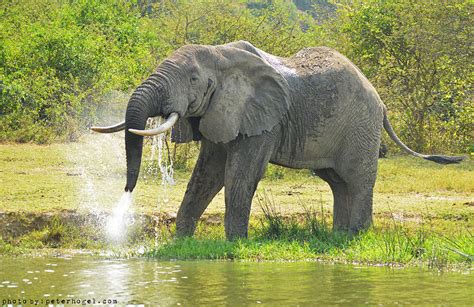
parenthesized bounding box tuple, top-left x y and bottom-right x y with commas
(382, 111, 465, 164)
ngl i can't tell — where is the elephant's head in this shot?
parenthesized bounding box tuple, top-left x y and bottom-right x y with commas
(92, 41, 290, 192)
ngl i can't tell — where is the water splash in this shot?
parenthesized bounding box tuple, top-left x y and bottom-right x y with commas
(106, 192, 134, 241)
(146, 117, 175, 205)
(66, 113, 175, 244)
(67, 130, 131, 243)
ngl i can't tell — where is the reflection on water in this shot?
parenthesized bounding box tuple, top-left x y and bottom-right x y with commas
(0, 256, 472, 305)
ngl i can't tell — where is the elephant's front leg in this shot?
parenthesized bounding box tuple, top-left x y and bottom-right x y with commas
(176, 140, 226, 237)
(224, 135, 276, 240)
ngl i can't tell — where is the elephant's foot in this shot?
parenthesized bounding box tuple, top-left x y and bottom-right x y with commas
(333, 223, 349, 233)
(224, 204, 250, 240)
(225, 224, 249, 241)
(223, 185, 254, 241)
(333, 215, 372, 234)
(348, 187, 374, 234)
(348, 218, 372, 234)
(175, 217, 198, 238)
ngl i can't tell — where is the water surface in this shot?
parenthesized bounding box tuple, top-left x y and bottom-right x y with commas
(0, 256, 472, 305)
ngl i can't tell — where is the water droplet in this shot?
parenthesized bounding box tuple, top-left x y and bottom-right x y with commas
(45, 269, 54, 273)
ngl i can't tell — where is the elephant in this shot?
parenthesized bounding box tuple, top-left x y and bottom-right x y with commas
(91, 41, 463, 239)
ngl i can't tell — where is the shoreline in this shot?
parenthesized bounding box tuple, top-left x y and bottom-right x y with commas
(1, 210, 471, 271)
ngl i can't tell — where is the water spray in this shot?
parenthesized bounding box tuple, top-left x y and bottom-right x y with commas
(105, 191, 133, 241)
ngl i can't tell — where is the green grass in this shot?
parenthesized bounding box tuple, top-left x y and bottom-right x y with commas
(0, 139, 472, 268)
(375, 156, 473, 193)
(147, 233, 473, 266)
(146, 201, 473, 268)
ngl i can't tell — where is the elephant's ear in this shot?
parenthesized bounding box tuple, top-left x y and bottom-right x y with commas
(171, 117, 202, 143)
(199, 46, 290, 144)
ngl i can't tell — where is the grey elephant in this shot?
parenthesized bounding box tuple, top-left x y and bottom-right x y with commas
(92, 41, 463, 239)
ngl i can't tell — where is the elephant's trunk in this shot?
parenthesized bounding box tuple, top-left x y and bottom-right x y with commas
(124, 78, 164, 192)
(124, 109, 147, 193)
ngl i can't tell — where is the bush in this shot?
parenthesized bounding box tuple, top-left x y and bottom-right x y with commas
(321, 0, 472, 153)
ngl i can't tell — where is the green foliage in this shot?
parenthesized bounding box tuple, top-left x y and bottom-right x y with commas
(0, 0, 159, 142)
(323, 0, 472, 153)
(0, 0, 471, 154)
(264, 164, 287, 180)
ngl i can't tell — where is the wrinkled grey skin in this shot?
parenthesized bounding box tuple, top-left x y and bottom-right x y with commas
(113, 41, 462, 240)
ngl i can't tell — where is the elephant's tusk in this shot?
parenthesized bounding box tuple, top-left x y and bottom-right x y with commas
(91, 121, 126, 133)
(128, 112, 179, 136)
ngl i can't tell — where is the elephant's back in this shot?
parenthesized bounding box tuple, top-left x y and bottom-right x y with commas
(286, 47, 350, 76)
(284, 46, 382, 111)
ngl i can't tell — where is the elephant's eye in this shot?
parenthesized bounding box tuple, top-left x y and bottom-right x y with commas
(190, 76, 199, 84)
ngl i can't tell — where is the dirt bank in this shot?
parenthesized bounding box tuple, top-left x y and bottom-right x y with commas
(0, 210, 225, 242)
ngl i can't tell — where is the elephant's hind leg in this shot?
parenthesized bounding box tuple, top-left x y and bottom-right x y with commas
(176, 140, 226, 237)
(313, 169, 350, 231)
(336, 154, 378, 234)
